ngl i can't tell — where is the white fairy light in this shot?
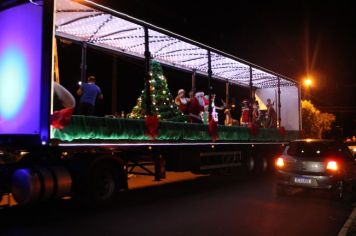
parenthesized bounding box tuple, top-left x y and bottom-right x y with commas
(55, 0, 295, 89)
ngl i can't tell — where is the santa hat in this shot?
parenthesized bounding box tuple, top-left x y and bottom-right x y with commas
(195, 92, 204, 97)
(178, 89, 185, 95)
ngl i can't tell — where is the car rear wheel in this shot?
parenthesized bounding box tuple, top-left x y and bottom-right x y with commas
(330, 180, 344, 201)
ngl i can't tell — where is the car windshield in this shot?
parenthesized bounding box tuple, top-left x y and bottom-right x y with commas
(287, 141, 341, 158)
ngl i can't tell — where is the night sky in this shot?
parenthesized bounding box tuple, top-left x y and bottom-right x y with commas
(96, 0, 355, 106)
(87, 0, 355, 136)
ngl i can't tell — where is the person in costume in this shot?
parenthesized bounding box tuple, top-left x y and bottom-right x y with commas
(210, 93, 225, 123)
(252, 100, 261, 127)
(175, 89, 190, 114)
(187, 91, 205, 123)
(240, 99, 250, 127)
(266, 98, 277, 128)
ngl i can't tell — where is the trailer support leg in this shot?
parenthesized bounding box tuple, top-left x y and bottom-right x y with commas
(154, 154, 166, 181)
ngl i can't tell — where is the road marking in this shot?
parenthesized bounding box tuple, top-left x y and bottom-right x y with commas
(338, 203, 356, 236)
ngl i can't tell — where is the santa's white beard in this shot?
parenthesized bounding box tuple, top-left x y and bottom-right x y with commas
(197, 97, 205, 107)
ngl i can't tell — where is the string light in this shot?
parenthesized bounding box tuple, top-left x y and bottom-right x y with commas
(55, 0, 296, 102)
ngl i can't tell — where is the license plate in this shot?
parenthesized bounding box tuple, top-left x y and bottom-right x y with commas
(294, 177, 312, 184)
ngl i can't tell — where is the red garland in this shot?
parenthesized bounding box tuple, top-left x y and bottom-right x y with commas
(279, 126, 286, 136)
(50, 108, 74, 129)
(248, 123, 259, 136)
(208, 117, 219, 141)
(145, 115, 159, 139)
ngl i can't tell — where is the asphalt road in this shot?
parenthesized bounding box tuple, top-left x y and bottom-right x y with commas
(0, 173, 353, 236)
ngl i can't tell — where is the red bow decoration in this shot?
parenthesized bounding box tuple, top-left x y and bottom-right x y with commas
(248, 123, 259, 136)
(145, 115, 159, 139)
(279, 126, 286, 136)
(50, 108, 74, 129)
(208, 116, 219, 141)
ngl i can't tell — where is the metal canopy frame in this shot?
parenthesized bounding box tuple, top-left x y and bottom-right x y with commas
(55, 0, 298, 89)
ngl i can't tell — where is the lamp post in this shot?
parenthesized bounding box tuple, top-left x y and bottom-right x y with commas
(303, 77, 313, 100)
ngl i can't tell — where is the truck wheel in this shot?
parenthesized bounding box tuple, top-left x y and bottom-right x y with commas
(244, 155, 255, 174)
(260, 157, 268, 173)
(88, 165, 120, 203)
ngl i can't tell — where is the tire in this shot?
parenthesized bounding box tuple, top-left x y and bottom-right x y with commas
(330, 180, 344, 201)
(260, 157, 269, 173)
(87, 165, 120, 204)
(244, 155, 256, 174)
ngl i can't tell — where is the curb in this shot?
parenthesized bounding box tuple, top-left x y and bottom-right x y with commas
(338, 203, 356, 236)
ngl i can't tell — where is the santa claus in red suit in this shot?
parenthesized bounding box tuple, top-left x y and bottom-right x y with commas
(175, 89, 190, 114)
(187, 91, 205, 123)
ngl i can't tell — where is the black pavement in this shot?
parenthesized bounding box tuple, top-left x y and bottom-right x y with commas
(0, 173, 352, 236)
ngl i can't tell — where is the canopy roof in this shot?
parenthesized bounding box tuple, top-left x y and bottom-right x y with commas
(55, 0, 297, 88)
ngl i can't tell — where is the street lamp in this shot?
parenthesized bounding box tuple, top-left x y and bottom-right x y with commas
(303, 77, 313, 100)
(304, 78, 312, 87)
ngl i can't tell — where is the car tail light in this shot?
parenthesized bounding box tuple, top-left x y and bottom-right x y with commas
(276, 157, 284, 168)
(326, 161, 338, 171)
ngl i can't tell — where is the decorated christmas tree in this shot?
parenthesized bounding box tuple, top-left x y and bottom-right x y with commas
(129, 60, 186, 122)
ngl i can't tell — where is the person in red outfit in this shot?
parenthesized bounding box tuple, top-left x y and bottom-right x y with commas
(240, 99, 250, 127)
(187, 91, 205, 123)
(175, 89, 190, 114)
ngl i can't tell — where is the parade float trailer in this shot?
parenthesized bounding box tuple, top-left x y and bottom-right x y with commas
(0, 0, 301, 205)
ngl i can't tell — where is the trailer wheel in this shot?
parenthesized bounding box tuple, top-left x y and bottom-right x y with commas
(244, 155, 256, 174)
(259, 156, 269, 174)
(88, 164, 120, 203)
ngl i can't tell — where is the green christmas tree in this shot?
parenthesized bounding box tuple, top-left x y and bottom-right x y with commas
(129, 60, 187, 122)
